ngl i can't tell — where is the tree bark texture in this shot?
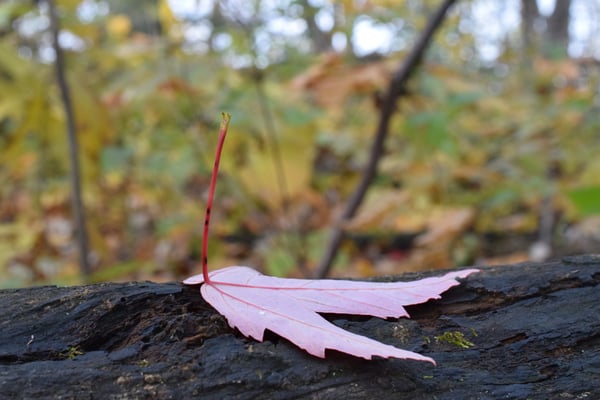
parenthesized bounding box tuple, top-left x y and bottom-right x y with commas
(1, 255, 599, 399)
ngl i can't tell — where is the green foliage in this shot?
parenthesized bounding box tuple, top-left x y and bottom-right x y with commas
(568, 187, 600, 216)
(1, 0, 599, 286)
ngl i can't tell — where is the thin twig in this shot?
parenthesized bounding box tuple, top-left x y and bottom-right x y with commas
(253, 72, 309, 276)
(315, 0, 457, 278)
(47, 0, 91, 278)
(253, 73, 290, 209)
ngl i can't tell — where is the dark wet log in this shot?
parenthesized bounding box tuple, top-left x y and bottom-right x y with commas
(1, 255, 599, 399)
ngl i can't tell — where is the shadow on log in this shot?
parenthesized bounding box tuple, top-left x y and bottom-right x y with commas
(1, 255, 599, 399)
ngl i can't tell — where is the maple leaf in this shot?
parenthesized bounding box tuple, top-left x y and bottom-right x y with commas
(183, 266, 479, 363)
(184, 113, 479, 364)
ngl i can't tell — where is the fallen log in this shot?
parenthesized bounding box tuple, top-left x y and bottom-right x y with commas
(1, 255, 598, 399)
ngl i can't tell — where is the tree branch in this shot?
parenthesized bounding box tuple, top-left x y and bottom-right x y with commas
(315, 0, 457, 278)
(253, 72, 311, 276)
(47, 0, 91, 278)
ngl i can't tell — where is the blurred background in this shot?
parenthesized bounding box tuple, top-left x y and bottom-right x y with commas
(1, 0, 599, 288)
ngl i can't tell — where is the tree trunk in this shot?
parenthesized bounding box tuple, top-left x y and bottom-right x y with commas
(1, 255, 599, 399)
(301, 0, 333, 53)
(520, 0, 540, 54)
(521, 0, 572, 58)
(545, 0, 571, 56)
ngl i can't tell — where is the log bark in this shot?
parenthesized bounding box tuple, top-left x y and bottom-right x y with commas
(1, 255, 599, 399)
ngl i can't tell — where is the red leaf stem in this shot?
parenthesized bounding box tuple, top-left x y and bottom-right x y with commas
(202, 112, 231, 283)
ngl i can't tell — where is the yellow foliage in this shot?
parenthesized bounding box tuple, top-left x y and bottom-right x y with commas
(107, 14, 132, 39)
(2, 0, 599, 286)
(158, 0, 179, 39)
(234, 126, 316, 210)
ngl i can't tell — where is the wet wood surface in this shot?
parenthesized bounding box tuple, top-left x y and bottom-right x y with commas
(1, 255, 599, 399)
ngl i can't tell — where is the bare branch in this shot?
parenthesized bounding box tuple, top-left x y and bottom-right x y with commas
(315, 0, 457, 278)
(47, 0, 91, 278)
(253, 72, 309, 276)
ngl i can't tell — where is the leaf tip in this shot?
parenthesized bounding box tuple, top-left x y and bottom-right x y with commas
(454, 268, 480, 279)
(182, 274, 205, 285)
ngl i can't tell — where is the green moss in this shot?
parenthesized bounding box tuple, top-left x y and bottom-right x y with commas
(61, 345, 84, 360)
(434, 331, 474, 349)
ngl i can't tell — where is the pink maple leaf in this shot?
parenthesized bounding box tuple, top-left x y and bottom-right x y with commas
(184, 113, 479, 364)
(183, 266, 478, 363)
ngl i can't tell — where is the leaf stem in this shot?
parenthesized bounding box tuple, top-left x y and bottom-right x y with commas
(202, 113, 231, 283)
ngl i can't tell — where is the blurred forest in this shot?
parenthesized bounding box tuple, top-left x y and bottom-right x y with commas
(1, 0, 599, 288)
